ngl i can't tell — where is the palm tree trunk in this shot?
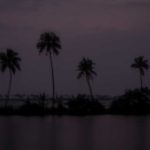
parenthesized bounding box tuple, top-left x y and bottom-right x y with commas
(5, 69, 12, 107)
(139, 71, 143, 91)
(49, 52, 55, 107)
(86, 76, 93, 100)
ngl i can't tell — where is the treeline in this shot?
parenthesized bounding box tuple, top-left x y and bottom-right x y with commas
(0, 87, 150, 115)
(0, 32, 150, 115)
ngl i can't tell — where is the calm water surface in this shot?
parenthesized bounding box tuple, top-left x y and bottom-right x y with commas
(0, 115, 150, 150)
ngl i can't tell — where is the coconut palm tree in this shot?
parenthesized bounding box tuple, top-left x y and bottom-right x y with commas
(131, 56, 149, 90)
(0, 49, 21, 106)
(77, 57, 97, 100)
(36, 32, 61, 106)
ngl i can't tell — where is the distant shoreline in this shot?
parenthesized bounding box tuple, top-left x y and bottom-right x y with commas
(1, 88, 150, 116)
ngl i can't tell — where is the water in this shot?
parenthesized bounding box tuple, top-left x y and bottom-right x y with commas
(0, 115, 150, 150)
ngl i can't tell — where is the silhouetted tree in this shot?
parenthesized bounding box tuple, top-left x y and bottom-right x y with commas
(36, 32, 61, 106)
(77, 58, 97, 99)
(0, 49, 21, 106)
(131, 56, 149, 90)
(110, 88, 150, 114)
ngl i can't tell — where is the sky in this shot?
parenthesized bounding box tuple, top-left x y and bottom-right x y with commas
(0, 0, 150, 96)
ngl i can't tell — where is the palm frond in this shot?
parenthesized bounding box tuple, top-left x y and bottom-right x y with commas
(77, 57, 97, 80)
(131, 56, 149, 76)
(0, 49, 21, 74)
(36, 32, 61, 56)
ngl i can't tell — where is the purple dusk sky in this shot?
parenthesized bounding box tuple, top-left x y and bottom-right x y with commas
(0, 0, 150, 96)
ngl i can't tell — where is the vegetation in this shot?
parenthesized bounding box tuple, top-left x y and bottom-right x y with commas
(0, 49, 21, 107)
(0, 32, 150, 116)
(77, 58, 97, 100)
(109, 88, 150, 115)
(36, 32, 61, 106)
(66, 95, 105, 115)
(0, 88, 150, 115)
(131, 56, 149, 90)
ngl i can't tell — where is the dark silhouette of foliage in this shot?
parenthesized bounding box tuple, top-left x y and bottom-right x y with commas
(131, 56, 149, 90)
(36, 32, 61, 106)
(38, 93, 47, 108)
(77, 58, 97, 99)
(18, 100, 47, 116)
(66, 94, 105, 115)
(109, 88, 150, 115)
(0, 49, 21, 106)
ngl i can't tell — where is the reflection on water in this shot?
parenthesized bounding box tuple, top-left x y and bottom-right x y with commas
(0, 115, 150, 150)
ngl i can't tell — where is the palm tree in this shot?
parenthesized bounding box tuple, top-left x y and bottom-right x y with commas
(77, 57, 97, 100)
(0, 49, 21, 106)
(36, 32, 61, 106)
(131, 56, 149, 90)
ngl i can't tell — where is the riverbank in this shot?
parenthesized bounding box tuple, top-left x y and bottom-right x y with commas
(1, 88, 150, 116)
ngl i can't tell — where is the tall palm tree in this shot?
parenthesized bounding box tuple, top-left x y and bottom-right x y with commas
(0, 49, 21, 106)
(131, 56, 149, 90)
(36, 32, 61, 105)
(77, 57, 97, 99)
